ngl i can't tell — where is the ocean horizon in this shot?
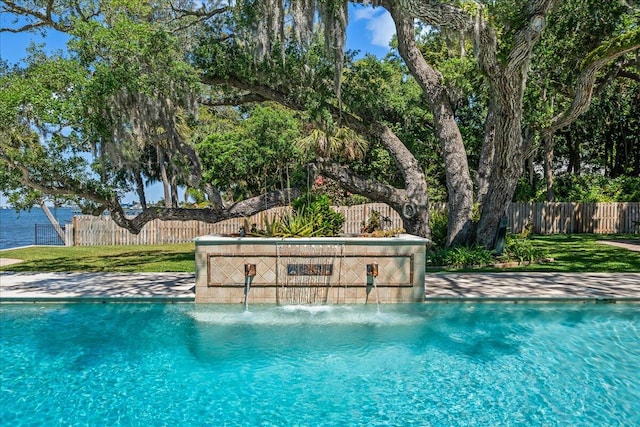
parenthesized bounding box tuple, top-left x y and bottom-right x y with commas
(0, 207, 75, 250)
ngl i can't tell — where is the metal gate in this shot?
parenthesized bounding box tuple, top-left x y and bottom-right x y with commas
(34, 224, 66, 246)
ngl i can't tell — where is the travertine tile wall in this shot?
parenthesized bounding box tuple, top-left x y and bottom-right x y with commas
(195, 236, 427, 304)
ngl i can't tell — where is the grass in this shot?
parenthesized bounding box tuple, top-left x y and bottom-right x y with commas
(521, 234, 639, 272)
(0, 244, 195, 273)
(467, 234, 640, 273)
(0, 234, 638, 273)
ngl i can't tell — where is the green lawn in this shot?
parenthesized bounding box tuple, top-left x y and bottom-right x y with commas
(0, 244, 195, 273)
(472, 234, 640, 273)
(524, 234, 639, 272)
(0, 234, 638, 273)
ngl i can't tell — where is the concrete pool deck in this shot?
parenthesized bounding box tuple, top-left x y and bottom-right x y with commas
(1, 271, 639, 302)
(0, 272, 195, 302)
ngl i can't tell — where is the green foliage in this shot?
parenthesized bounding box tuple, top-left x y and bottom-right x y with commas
(515, 174, 640, 203)
(581, 28, 640, 68)
(553, 175, 640, 202)
(276, 212, 319, 237)
(0, 53, 115, 208)
(429, 208, 449, 250)
(249, 211, 320, 237)
(1, 2, 211, 211)
(248, 194, 345, 237)
(198, 104, 304, 200)
(427, 234, 544, 268)
(501, 235, 545, 263)
(292, 193, 345, 236)
(427, 226, 545, 267)
(428, 245, 494, 269)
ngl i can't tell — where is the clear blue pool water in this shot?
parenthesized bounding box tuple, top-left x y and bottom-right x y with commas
(1, 303, 639, 426)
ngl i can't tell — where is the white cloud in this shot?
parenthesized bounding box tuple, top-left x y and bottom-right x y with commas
(353, 7, 395, 48)
(353, 7, 378, 21)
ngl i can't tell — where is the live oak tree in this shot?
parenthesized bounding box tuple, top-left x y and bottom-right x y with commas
(224, 0, 639, 247)
(524, 0, 640, 201)
(2, 0, 638, 247)
(197, 104, 305, 201)
(0, 0, 300, 234)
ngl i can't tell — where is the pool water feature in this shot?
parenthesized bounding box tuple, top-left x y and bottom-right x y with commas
(1, 303, 639, 425)
(194, 235, 428, 304)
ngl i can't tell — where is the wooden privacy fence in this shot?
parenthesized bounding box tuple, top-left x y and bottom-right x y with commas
(72, 204, 401, 246)
(507, 202, 640, 234)
(70, 202, 639, 246)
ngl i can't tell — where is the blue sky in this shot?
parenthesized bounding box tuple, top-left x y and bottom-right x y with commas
(0, 3, 395, 206)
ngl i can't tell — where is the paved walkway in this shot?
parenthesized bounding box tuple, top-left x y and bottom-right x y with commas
(0, 258, 23, 267)
(598, 240, 640, 252)
(1, 271, 639, 302)
(0, 272, 195, 302)
(425, 272, 640, 301)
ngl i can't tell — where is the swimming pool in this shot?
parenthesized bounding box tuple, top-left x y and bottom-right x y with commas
(1, 303, 638, 425)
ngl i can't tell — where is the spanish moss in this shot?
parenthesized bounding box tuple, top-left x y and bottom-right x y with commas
(248, 0, 349, 100)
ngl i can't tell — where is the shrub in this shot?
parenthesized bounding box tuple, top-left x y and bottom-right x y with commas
(361, 209, 393, 233)
(502, 235, 545, 263)
(428, 245, 493, 269)
(244, 194, 345, 237)
(292, 194, 345, 236)
(429, 208, 448, 249)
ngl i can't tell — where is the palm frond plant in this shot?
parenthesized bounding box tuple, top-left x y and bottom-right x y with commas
(297, 126, 368, 161)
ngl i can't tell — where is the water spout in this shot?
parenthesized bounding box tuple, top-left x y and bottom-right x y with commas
(244, 264, 256, 311)
(366, 263, 380, 310)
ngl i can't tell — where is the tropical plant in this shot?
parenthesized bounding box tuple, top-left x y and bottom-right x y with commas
(246, 194, 345, 237)
(428, 208, 449, 250)
(292, 194, 345, 236)
(428, 245, 494, 269)
(502, 236, 546, 263)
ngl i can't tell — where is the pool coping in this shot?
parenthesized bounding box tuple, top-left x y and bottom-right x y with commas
(0, 272, 196, 303)
(1, 271, 639, 303)
(423, 272, 640, 303)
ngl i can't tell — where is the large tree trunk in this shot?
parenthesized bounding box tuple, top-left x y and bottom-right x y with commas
(543, 133, 555, 201)
(386, 0, 558, 248)
(157, 147, 172, 208)
(476, 100, 496, 208)
(107, 188, 301, 234)
(476, 79, 526, 248)
(315, 122, 432, 239)
(388, 2, 473, 247)
(472, 1, 558, 248)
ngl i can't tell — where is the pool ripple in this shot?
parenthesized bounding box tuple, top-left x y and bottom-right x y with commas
(1, 303, 639, 426)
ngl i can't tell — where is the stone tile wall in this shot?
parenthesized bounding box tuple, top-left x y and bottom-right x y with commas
(195, 236, 427, 304)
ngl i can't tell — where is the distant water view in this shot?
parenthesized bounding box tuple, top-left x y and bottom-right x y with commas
(0, 207, 75, 250)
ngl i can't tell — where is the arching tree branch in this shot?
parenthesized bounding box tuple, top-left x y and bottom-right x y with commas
(0, 0, 95, 33)
(108, 188, 301, 234)
(313, 159, 407, 209)
(199, 93, 268, 107)
(543, 31, 640, 136)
